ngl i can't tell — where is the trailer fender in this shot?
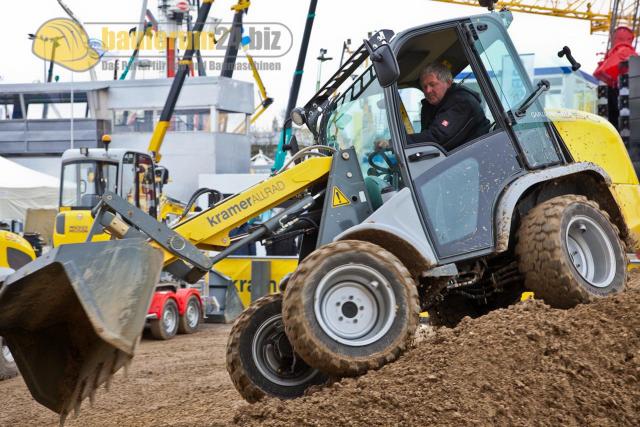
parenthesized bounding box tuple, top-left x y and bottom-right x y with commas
(175, 288, 202, 315)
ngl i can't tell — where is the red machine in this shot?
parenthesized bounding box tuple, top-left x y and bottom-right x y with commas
(147, 286, 203, 340)
(594, 27, 638, 87)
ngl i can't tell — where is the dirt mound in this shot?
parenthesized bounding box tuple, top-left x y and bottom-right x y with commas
(235, 285, 640, 426)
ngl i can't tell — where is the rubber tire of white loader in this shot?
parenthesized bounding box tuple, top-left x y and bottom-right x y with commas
(0, 336, 18, 381)
(516, 195, 627, 308)
(150, 299, 179, 340)
(178, 295, 202, 334)
(282, 240, 420, 377)
(226, 294, 328, 403)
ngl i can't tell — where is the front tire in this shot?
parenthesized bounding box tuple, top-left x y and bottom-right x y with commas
(516, 195, 626, 308)
(150, 299, 179, 340)
(0, 337, 18, 381)
(226, 294, 327, 403)
(283, 240, 419, 377)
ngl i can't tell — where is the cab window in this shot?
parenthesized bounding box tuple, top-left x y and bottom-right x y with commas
(61, 161, 118, 208)
(121, 153, 157, 217)
(395, 26, 498, 152)
(324, 67, 401, 209)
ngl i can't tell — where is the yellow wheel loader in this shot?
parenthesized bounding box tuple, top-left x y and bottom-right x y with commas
(2, 8, 640, 419)
(0, 230, 36, 381)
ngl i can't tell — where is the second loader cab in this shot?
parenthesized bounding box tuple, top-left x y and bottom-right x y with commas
(54, 144, 158, 246)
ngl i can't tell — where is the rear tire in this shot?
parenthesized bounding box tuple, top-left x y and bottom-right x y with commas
(226, 294, 328, 403)
(178, 295, 201, 334)
(0, 337, 18, 381)
(516, 195, 626, 308)
(150, 299, 179, 340)
(282, 240, 419, 377)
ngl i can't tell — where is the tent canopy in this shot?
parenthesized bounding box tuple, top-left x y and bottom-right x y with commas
(0, 156, 59, 221)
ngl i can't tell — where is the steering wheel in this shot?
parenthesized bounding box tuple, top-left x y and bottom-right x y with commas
(367, 148, 397, 175)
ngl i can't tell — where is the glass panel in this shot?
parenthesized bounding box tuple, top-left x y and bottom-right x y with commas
(61, 161, 118, 208)
(398, 87, 424, 133)
(121, 153, 136, 206)
(114, 110, 155, 133)
(136, 155, 157, 217)
(325, 67, 395, 186)
(217, 111, 247, 134)
(471, 17, 560, 167)
(414, 134, 521, 258)
(421, 157, 480, 244)
(172, 109, 211, 132)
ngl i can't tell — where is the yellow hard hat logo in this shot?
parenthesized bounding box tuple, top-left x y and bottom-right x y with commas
(31, 18, 100, 72)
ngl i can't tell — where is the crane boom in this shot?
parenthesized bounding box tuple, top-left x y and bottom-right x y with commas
(431, 0, 638, 34)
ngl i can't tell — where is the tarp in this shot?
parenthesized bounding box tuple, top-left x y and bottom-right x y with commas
(0, 157, 59, 221)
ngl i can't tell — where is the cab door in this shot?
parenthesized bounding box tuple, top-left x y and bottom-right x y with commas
(121, 152, 158, 219)
(390, 25, 523, 261)
(467, 14, 564, 169)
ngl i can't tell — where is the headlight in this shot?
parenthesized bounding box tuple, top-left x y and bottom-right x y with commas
(291, 108, 306, 126)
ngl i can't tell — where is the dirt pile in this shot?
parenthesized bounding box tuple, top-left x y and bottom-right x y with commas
(235, 285, 640, 426)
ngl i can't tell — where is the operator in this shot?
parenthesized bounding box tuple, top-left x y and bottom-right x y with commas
(407, 62, 490, 151)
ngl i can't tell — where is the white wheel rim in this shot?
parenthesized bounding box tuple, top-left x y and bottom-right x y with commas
(163, 305, 177, 333)
(185, 301, 200, 328)
(314, 264, 396, 347)
(565, 215, 616, 288)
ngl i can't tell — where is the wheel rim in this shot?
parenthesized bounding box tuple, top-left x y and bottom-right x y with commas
(163, 304, 177, 333)
(185, 300, 200, 328)
(1, 342, 14, 364)
(252, 314, 319, 387)
(565, 215, 616, 288)
(314, 264, 396, 347)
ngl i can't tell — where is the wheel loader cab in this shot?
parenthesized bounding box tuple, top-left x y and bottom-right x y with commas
(377, 13, 569, 261)
(54, 148, 159, 246)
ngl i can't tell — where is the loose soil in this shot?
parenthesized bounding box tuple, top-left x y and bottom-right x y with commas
(2, 276, 640, 426)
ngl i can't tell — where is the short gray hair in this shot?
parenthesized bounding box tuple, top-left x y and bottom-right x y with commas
(420, 63, 453, 83)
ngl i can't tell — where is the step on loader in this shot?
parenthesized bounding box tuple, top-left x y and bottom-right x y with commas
(2, 8, 640, 419)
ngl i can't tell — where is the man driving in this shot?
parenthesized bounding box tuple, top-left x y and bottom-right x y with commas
(407, 63, 490, 151)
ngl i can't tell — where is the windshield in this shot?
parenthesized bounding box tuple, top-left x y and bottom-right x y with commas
(61, 161, 118, 208)
(325, 67, 394, 181)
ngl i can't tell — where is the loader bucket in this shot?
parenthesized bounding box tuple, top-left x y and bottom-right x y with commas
(0, 239, 163, 417)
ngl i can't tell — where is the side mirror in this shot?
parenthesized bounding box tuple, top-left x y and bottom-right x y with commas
(478, 0, 497, 10)
(363, 30, 399, 88)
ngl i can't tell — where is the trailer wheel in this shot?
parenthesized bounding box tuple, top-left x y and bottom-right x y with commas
(226, 294, 328, 403)
(178, 295, 202, 334)
(150, 299, 179, 340)
(283, 240, 420, 376)
(516, 195, 627, 308)
(0, 337, 18, 381)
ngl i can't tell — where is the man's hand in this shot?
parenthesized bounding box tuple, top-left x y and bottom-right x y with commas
(374, 138, 391, 151)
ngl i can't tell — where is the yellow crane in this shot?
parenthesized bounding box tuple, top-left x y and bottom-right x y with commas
(432, 0, 640, 35)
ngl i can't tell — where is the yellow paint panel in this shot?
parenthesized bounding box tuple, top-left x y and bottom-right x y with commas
(159, 156, 331, 265)
(52, 210, 110, 247)
(0, 231, 35, 268)
(610, 184, 640, 250)
(548, 109, 639, 185)
(213, 257, 298, 308)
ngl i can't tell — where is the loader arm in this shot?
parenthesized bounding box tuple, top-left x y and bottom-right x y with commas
(86, 155, 332, 284)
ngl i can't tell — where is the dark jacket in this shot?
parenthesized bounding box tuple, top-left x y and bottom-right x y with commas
(408, 83, 490, 151)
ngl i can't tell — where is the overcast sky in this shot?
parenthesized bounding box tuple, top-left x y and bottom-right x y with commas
(0, 0, 609, 129)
